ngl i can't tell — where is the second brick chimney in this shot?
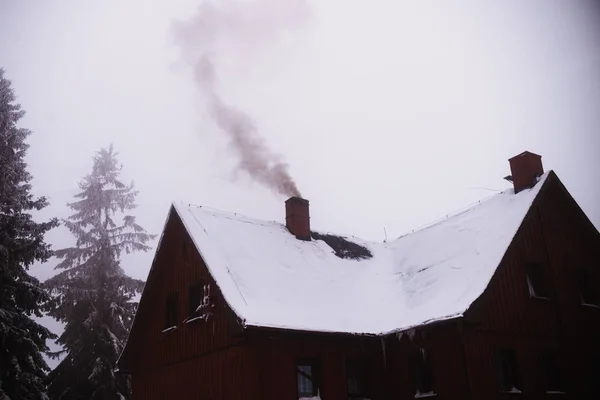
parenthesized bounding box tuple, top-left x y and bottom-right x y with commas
(507, 151, 544, 193)
(285, 197, 310, 240)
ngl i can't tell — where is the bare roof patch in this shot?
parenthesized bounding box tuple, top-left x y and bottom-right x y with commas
(311, 231, 373, 260)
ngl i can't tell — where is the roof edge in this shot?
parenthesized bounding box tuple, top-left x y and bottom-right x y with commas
(548, 171, 600, 237)
(117, 204, 175, 370)
(171, 202, 249, 326)
(461, 170, 555, 320)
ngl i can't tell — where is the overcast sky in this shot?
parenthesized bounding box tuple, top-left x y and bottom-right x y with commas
(1, 0, 599, 367)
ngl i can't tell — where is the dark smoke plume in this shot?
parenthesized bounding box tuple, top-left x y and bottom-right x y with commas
(172, 0, 308, 198)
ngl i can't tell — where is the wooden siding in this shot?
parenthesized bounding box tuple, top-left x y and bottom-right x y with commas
(463, 329, 565, 399)
(384, 321, 470, 400)
(125, 210, 251, 399)
(244, 321, 469, 400)
(250, 330, 386, 400)
(131, 345, 258, 400)
(464, 175, 600, 398)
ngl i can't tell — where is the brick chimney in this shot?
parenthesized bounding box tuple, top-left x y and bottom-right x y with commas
(507, 151, 544, 193)
(285, 197, 310, 240)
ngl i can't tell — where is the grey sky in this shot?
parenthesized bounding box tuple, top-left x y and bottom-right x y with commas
(1, 0, 599, 366)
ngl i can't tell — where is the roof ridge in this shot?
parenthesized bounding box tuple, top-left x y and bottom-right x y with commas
(179, 202, 281, 227)
(394, 191, 507, 240)
(393, 170, 551, 242)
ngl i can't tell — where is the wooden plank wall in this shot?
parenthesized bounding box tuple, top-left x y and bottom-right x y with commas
(252, 330, 385, 400)
(132, 345, 258, 400)
(129, 212, 251, 399)
(250, 322, 468, 400)
(383, 321, 469, 400)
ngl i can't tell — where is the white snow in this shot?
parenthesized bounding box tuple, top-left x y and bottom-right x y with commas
(173, 173, 550, 335)
(415, 391, 437, 398)
(160, 326, 177, 334)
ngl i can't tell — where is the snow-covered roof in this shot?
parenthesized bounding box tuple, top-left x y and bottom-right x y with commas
(173, 173, 550, 335)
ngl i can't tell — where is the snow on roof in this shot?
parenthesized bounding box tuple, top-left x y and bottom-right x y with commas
(173, 173, 550, 335)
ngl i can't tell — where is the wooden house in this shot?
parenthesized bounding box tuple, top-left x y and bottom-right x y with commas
(118, 151, 600, 399)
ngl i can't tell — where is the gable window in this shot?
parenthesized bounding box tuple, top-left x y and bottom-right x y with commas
(297, 359, 321, 399)
(496, 348, 521, 393)
(541, 351, 564, 393)
(412, 348, 435, 397)
(345, 359, 368, 399)
(164, 291, 179, 330)
(182, 240, 188, 262)
(589, 355, 600, 394)
(187, 282, 204, 321)
(526, 262, 550, 299)
(577, 269, 598, 307)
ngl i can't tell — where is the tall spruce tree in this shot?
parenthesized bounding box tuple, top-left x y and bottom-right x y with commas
(44, 145, 154, 400)
(0, 68, 59, 399)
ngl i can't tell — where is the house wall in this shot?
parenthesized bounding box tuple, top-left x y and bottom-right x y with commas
(127, 211, 256, 399)
(246, 320, 469, 400)
(383, 321, 470, 400)
(249, 329, 386, 400)
(464, 177, 600, 399)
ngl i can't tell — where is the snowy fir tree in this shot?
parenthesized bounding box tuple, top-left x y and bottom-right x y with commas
(0, 68, 60, 399)
(44, 145, 154, 400)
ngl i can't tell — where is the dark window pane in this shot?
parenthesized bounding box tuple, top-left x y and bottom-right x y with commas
(346, 360, 368, 398)
(541, 352, 562, 392)
(297, 360, 320, 398)
(182, 240, 188, 259)
(412, 349, 435, 394)
(589, 355, 600, 394)
(496, 349, 520, 392)
(577, 269, 598, 305)
(164, 292, 178, 328)
(188, 282, 204, 317)
(526, 262, 549, 298)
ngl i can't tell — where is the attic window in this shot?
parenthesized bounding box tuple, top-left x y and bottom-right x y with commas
(182, 240, 188, 259)
(164, 292, 179, 330)
(187, 282, 204, 321)
(412, 348, 435, 398)
(345, 359, 369, 399)
(541, 352, 564, 393)
(496, 348, 521, 393)
(577, 269, 598, 307)
(589, 355, 600, 394)
(526, 262, 550, 299)
(297, 359, 321, 399)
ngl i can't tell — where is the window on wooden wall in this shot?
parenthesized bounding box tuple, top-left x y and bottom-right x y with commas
(540, 351, 564, 393)
(411, 348, 435, 397)
(296, 359, 321, 399)
(525, 262, 550, 299)
(576, 269, 598, 307)
(182, 240, 188, 262)
(163, 291, 179, 330)
(187, 282, 204, 321)
(345, 359, 368, 399)
(589, 355, 600, 394)
(495, 348, 521, 393)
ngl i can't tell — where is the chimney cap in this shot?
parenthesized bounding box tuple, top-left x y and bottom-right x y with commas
(285, 196, 309, 204)
(508, 150, 541, 161)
